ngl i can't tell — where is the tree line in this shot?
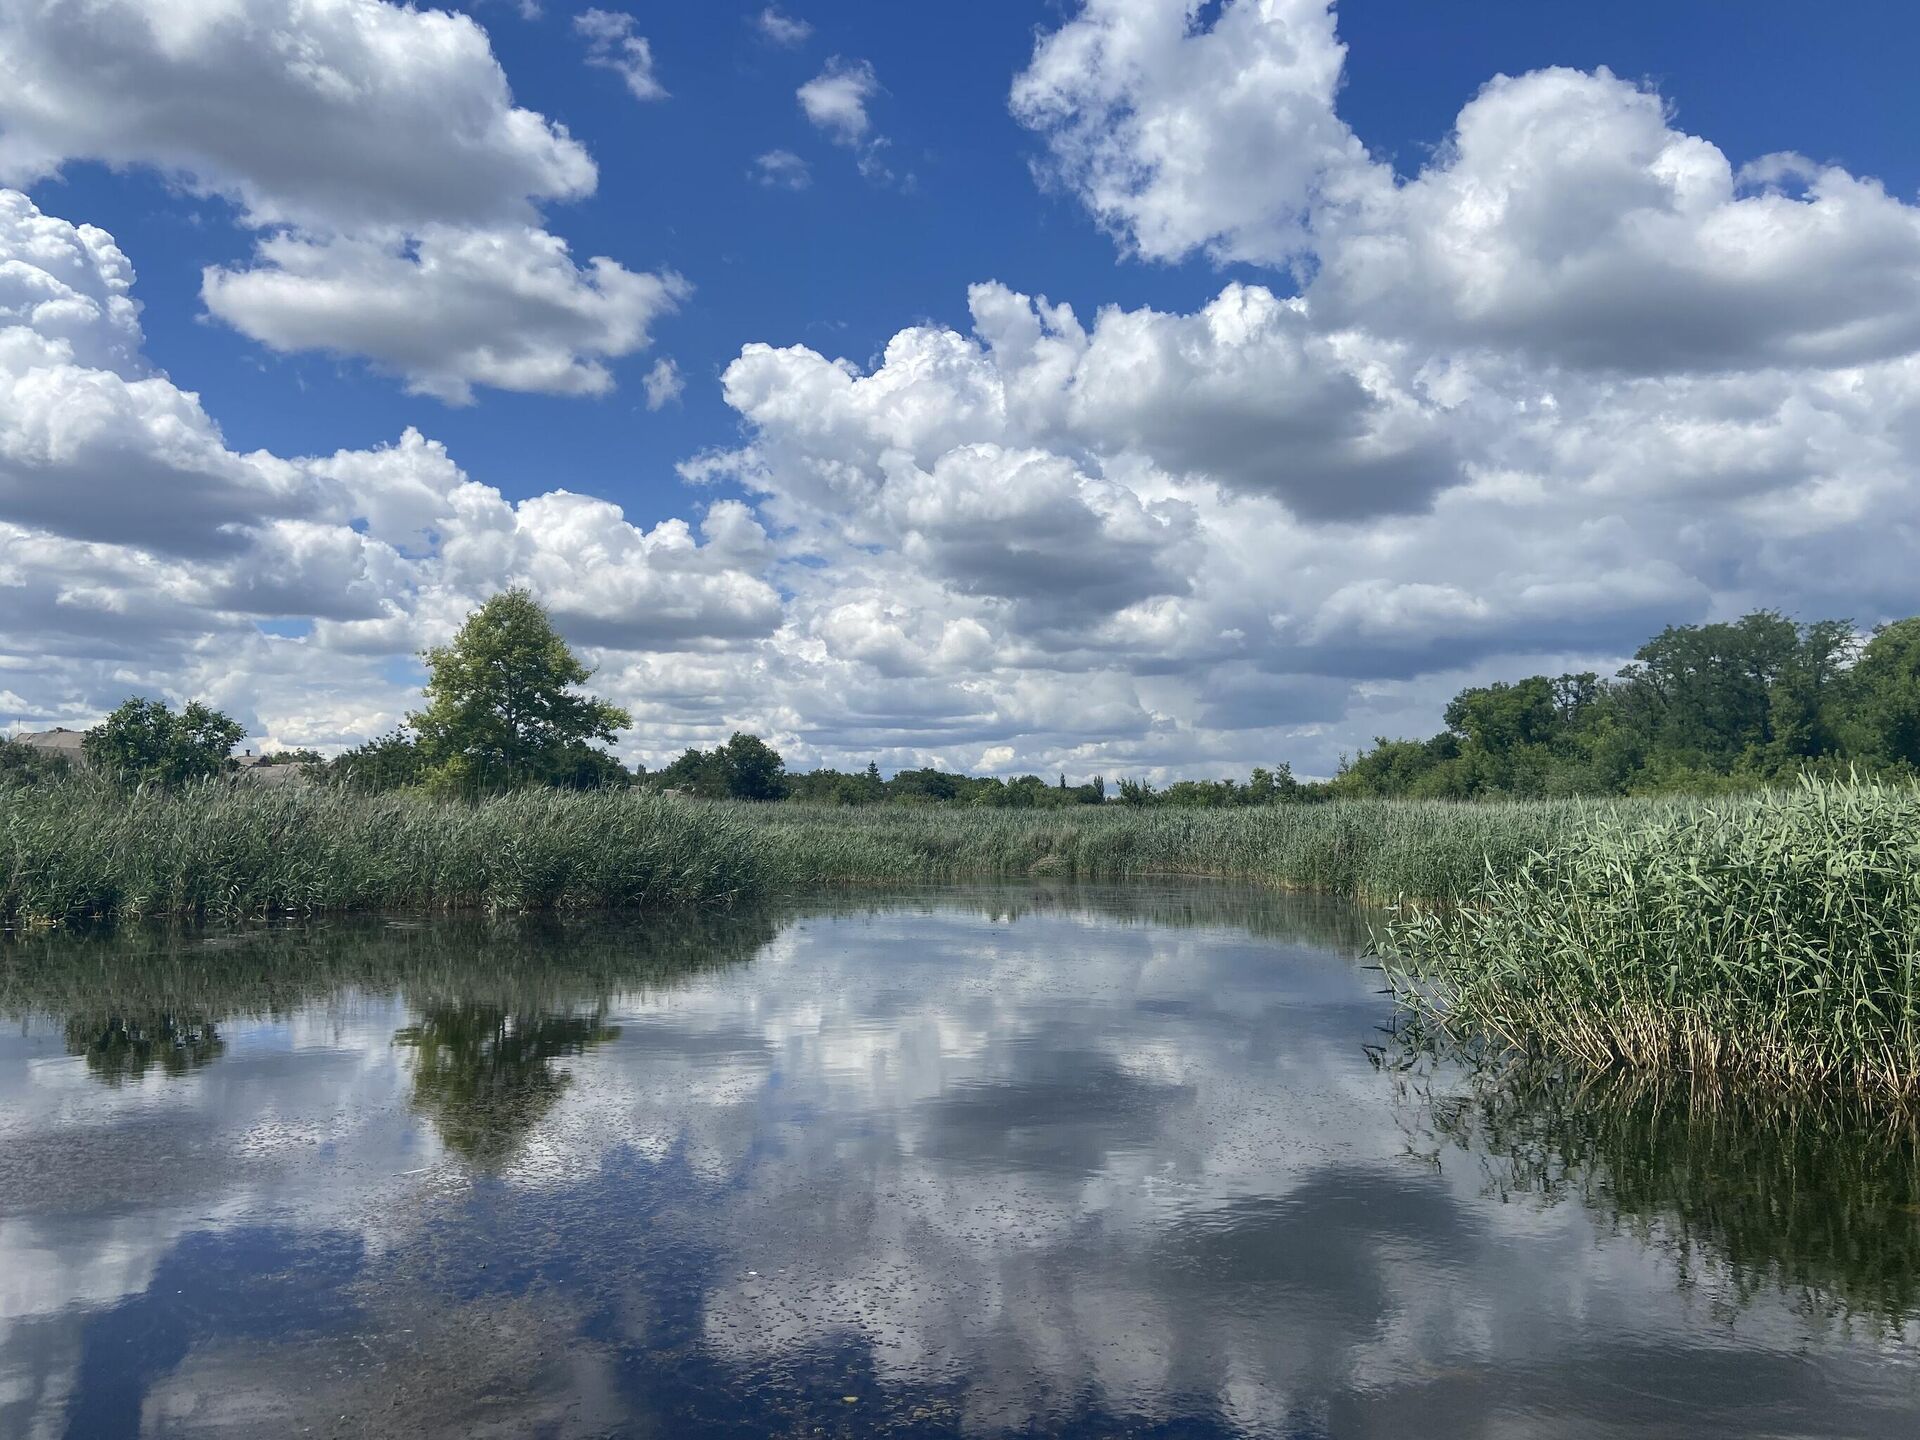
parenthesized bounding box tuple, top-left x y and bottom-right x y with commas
(626, 609, 1920, 804)
(7, 593, 1917, 803)
(1331, 611, 1920, 799)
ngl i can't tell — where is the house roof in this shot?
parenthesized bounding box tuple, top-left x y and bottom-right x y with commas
(15, 728, 87, 753)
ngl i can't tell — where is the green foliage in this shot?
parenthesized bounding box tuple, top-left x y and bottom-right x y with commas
(649, 732, 789, 800)
(0, 738, 72, 788)
(1378, 776, 1920, 1099)
(1333, 610, 1917, 799)
(330, 729, 428, 792)
(1849, 617, 1920, 769)
(82, 697, 245, 789)
(411, 589, 630, 794)
(716, 731, 787, 800)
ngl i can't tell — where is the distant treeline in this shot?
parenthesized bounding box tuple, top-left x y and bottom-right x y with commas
(632, 610, 1920, 804)
(7, 609, 1916, 806)
(1335, 611, 1920, 799)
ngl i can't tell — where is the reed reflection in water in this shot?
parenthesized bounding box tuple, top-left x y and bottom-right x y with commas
(0, 886, 1915, 1438)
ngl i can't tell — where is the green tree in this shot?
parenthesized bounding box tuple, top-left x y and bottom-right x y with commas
(0, 738, 72, 788)
(647, 733, 788, 799)
(1765, 618, 1858, 767)
(714, 731, 788, 800)
(1850, 618, 1920, 769)
(330, 729, 426, 792)
(84, 697, 245, 789)
(409, 589, 630, 793)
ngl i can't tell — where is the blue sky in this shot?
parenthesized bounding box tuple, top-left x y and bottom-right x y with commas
(36, 1, 1919, 523)
(4, 0, 1920, 776)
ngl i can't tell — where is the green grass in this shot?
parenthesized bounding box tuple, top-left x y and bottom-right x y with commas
(1377, 776, 1920, 1100)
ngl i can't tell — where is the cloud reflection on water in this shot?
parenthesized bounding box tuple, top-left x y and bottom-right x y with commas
(0, 890, 1915, 1437)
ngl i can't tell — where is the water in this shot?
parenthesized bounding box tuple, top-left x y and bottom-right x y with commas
(0, 885, 1914, 1438)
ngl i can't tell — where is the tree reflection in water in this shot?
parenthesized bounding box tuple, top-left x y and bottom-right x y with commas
(1392, 1055, 1920, 1330)
(394, 1003, 618, 1166)
(63, 1011, 226, 1084)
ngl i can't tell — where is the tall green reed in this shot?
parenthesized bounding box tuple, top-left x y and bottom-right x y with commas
(2, 778, 767, 924)
(1377, 776, 1920, 1099)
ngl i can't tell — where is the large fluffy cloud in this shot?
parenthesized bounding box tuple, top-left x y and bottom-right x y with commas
(201, 226, 687, 404)
(1010, 0, 1368, 266)
(720, 281, 1453, 526)
(0, 0, 592, 230)
(1012, 1, 1920, 377)
(0, 0, 678, 402)
(0, 192, 774, 750)
(9, 2, 1920, 783)
(1312, 67, 1920, 374)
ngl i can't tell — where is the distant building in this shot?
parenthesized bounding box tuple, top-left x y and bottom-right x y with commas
(13, 728, 88, 762)
(11, 730, 314, 784)
(240, 757, 315, 787)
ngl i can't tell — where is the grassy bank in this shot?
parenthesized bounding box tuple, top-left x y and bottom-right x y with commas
(0, 781, 769, 925)
(1378, 777, 1920, 1100)
(1, 777, 1638, 925)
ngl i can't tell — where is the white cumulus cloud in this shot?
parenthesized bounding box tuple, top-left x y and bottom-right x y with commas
(202, 227, 688, 405)
(798, 58, 879, 145)
(0, 0, 681, 403)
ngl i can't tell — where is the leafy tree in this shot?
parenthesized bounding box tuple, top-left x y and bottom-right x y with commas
(1247, 764, 1303, 804)
(331, 729, 426, 792)
(410, 589, 630, 793)
(84, 697, 245, 789)
(715, 732, 788, 800)
(647, 733, 789, 800)
(1613, 612, 1803, 771)
(1765, 618, 1858, 766)
(1849, 618, 1920, 769)
(551, 745, 632, 790)
(1445, 678, 1560, 754)
(653, 746, 725, 797)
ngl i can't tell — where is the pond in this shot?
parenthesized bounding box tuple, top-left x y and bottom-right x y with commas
(1, 885, 1915, 1437)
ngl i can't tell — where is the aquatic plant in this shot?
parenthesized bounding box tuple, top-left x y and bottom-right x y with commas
(743, 793, 1623, 901)
(0, 777, 770, 924)
(1378, 776, 1920, 1098)
(3, 777, 1644, 925)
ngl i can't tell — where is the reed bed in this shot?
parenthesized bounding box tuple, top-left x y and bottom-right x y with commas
(3, 778, 1642, 925)
(10, 774, 1920, 1098)
(1, 779, 769, 924)
(1377, 777, 1920, 1100)
(744, 795, 1618, 900)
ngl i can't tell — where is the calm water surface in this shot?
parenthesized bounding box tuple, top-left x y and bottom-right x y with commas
(0, 886, 1915, 1438)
